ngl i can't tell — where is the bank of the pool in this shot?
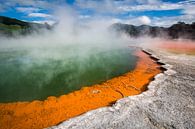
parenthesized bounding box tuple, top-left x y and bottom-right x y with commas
(50, 48, 195, 129)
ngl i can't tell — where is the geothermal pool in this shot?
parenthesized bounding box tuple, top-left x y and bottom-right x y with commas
(0, 46, 137, 102)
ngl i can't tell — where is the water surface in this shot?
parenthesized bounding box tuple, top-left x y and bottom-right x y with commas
(0, 45, 137, 102)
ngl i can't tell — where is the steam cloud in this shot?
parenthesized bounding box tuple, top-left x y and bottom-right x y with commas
(0, 7, 133, 56)
(0, 6, 138, 102)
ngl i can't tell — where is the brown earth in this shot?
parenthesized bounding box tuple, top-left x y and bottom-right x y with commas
(157, 40, 195, 54)
(0, 50, 161, 129)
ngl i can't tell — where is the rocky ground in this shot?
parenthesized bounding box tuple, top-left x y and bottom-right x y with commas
(48, 49, 195, 129)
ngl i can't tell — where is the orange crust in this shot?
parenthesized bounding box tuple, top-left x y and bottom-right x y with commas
(0, 50, 161, 129)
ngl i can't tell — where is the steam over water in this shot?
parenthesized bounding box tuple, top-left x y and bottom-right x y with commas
(0, 45, 137, 102)
(0, 9, 138, 103)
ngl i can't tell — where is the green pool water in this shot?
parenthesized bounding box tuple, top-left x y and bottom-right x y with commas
(0, 45, 137, 103)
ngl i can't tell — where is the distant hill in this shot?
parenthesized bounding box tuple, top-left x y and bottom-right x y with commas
(0, 16, 51, 37)
(111, 22, 195, 39)
(1, 16, 195, 39)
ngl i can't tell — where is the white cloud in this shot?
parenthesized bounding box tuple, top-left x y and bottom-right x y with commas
(1, 0, 195, 27)
(109, 18, 123, 24)
(16, 7, 40, 13)
(32, 20, 56, 25)
(75, 0, 120, 14)
(1, 0, 55, 12)
(135, 0, 160, 4)
(114, 0, 195, 26)
(118, 3, 182, 12)
(28, 13, 52, 18)
(79, 15, 91, 19)
(6, 0, 51, 8)
(179, 0, 195, 4)
(109, 13, 195, 27)
(151, 14, 195, 27)
(108, 16, 151, 26)
(139, 16, 151, 24)
(182, 6, 195, 15)
(75, 0, 183, 13)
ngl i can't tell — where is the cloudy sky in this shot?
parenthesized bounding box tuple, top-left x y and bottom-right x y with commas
(0, 0, 195, 26)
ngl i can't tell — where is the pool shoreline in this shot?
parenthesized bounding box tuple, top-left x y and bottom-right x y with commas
(0, 49, 162, 129)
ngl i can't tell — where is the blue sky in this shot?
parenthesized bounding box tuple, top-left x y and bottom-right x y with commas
(0, 0, 195, 26)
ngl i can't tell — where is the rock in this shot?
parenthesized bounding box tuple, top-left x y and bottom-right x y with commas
(92, 90, 101, 94)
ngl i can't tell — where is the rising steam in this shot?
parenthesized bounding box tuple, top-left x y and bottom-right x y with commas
(0, 7, 140, 102)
